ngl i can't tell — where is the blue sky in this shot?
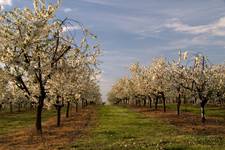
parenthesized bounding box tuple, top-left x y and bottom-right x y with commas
(1, 0, 225, 101)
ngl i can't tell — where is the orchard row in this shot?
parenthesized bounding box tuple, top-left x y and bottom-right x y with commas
(108, 51, 225, 122)
(0, 0, 101, 134)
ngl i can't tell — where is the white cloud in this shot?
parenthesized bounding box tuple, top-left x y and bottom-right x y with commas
(81, 0, 114, 6)
(169, 35, 225, 49)
(0, 0, 12, 10)
(62, 25, 81, 32)
(93, 13, 165, 39)
(166, 17, 225, 36)
(0, 0, 11, 5)
(63, 8, 72, 13)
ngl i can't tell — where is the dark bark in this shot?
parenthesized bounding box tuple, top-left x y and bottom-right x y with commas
(10, 102, 13, 113)
(138, 100, 141, 106)
(30, 102, 33, 110)
(161, 92, 166, 112)
(200, 100, 207, 123)
(36, 98, 44, 134)
(149, 96, 152, 108)
(177, 93, 181, 115)
(85, 100, 88, 107)
(35, 87, 46, 134)
(75, 102, 78, 112)
(66, 101, 70, 118)
(194, 97, 197, 104)
(56, 105, 63, 127)
(155, 96, 158, 110)
(81, 99, 84, 108)
(54, 96, 64, 127)
(143, 99, 146, 106)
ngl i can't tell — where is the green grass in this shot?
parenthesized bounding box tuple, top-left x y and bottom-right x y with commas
(71, 105, 225, 150)
(0, 109, 63, 135)
(165, 104, 225, 118)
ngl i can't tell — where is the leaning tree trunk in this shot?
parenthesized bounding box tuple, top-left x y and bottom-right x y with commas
(66, 101, 70, 118)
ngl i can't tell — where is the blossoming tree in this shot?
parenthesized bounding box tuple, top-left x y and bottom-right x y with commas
(0, 0, 100, 133)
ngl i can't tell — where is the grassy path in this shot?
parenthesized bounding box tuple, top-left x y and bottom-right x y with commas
(71, 105, 225, 150)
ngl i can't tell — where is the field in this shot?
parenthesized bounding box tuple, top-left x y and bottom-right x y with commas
(0, 110, 57, 135)
(1, 105, 225, 150)
(0, 1, 224, 150)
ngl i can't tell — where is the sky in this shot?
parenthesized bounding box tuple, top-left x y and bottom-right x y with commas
(1, 0, 225, 101)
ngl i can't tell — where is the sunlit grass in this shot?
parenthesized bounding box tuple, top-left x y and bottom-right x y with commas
(71, 105, 225, 150)
(165, 104, 225, 118)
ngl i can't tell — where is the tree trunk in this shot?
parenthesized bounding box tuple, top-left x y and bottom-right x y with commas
(10, 102, 13, 113)
(177, 93, 181, 115)
(66, 101, 70, 118)
(82, 99, 84, 108)
(149, 96, 152, 109)
(155, 96, 158, 110)
(194, 97, 197, 104)
(162, 92, 166, 112)
(200, 101, 206, 123)
(143, 99, 146, 106)
(36, 104, 43, 134)
(85, 100, 88, 107)
(57, 106, 62, 127)
(36, 96, 44, 134)
(76, 102, 78, 112)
